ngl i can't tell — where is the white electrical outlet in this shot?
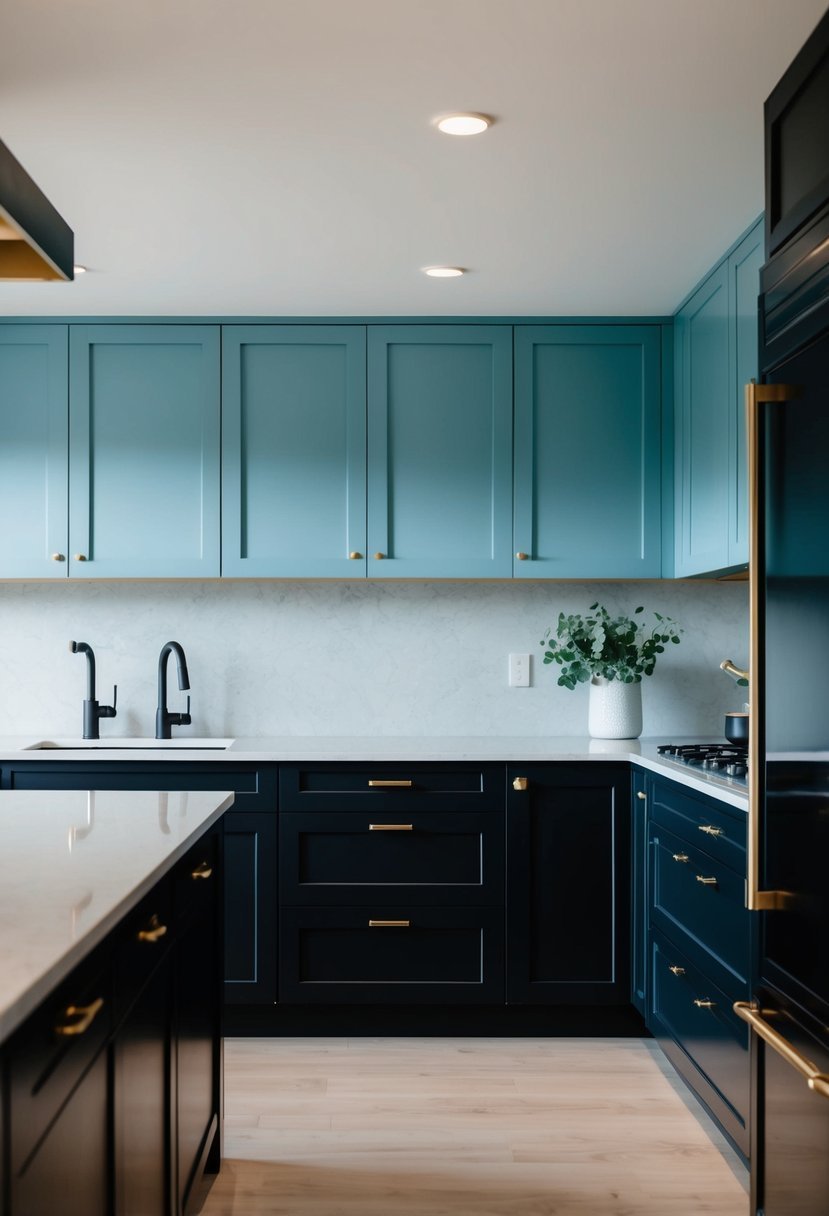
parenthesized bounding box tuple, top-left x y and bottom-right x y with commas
(509, 653, 531, 687)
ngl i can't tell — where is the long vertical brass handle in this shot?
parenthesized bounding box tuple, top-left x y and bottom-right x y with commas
(734, 1003, 829, 1098)
(746, 380, 799, 911)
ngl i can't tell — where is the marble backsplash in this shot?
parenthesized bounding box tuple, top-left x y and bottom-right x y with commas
(0, 580, 748, 739)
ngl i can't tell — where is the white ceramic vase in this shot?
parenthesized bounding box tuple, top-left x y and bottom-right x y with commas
(587, 676, 643, 740)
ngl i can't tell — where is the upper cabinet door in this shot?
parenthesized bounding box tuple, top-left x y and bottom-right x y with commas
(728, 219, 763, 567)
(367, 326, 513, 578)
(514, 326, 662, 578)
(69, 326, 220, 577)
(0, 327, 68, 578)
(222, 326, 366, 577)
(674, 265, 731, 578)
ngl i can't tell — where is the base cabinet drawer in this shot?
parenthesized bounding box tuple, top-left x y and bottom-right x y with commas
(278, 906, 504, 1004)
(279, 764, 502, 811)
(279, 810, 503, 905)
(650, 824, 749, 993)
(650, 930, 749, 1156)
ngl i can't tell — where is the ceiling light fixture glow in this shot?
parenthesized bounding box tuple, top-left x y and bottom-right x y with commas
(423, 266, 465, 278)
(436, 113, 491, 136)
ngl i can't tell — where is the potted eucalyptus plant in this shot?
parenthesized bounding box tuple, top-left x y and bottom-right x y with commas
(540, 603, 682, 739)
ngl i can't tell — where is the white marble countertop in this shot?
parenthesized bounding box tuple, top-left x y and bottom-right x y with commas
(0, 735, 749, 810)
(0, 788, 233, 1044)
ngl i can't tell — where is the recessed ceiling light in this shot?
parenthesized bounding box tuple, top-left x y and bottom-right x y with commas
(422, 266, 465, 278)
(436, 113, 491, 136)
(73, 265, 88, 275)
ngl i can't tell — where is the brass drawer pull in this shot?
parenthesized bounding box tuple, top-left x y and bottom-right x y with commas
(369, 823, 413, 831)
(669, 965, 686, 976)
(694, 998, 717, 1009)
(368, 779, 412, 788)
(191, 862, 213, 879)
(368, 919, 410, 928)
(137, 913, 168, 943)
(734, 1002, 829, 1099)
(636, 791, 647, 801)
(672, 853, 689, 863)
(698, 824, 724, 838)
(513, 777, 528, 791)
(696, 875, 718, 887)
(55, 996, 104, 1037)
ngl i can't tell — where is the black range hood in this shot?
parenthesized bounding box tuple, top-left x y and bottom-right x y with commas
(0, 139, 73, 281)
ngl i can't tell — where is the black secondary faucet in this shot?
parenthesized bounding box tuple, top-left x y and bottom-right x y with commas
(156, 641, 192, 739)
(70, 641, 117, 740)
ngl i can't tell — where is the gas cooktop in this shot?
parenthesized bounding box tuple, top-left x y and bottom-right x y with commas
(656, 742, 748, 781)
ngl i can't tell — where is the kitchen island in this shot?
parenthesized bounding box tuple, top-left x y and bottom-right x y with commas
(0, 788, 232, 1216)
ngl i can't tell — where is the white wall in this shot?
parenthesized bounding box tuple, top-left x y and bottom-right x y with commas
(0, 580, 748, 739)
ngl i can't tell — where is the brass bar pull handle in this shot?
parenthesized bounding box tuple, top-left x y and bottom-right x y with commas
(369, 824, 413, 832)
(669, 965, 686, 976)
(513, 777, 528, 791)
(746, 380, 800, 911)
(368, 919, 410, 928)
(694, 998, 717, 1009)
(191, 862, 213, 879)
(368, 780, 413, 788)
(734, 1002, 829, 1098)
(698, 825, 724, 838)
(55, 996, 104, 1037)
(696, 875, 718, 887)
(137, 913, 168, 943)
(636, 791, 647, 801)
(672, 853, 689, 863)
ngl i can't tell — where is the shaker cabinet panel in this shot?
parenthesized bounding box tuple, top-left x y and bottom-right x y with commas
(0, 326, 68, 579)
(513, 325, 662, 578)
(367, 326, 513, 578)
(728, 220, 763, 566)
(222, 326, 367, 577)
(68, 325, 220, 577)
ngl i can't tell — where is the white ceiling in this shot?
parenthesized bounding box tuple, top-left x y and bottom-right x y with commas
(1, 0, 826, 317)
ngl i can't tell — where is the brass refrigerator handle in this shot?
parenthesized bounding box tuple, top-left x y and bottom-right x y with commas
(734, 1002, 829, 1099)
(746, 380, 800, 912)
(368, 780, 413, 788)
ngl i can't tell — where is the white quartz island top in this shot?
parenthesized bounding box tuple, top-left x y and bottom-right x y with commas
(0, 788, 232, 1043)
(0, 735, 749, 809)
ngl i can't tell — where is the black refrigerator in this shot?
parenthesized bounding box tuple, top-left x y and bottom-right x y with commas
(736, 8, 829, 1214)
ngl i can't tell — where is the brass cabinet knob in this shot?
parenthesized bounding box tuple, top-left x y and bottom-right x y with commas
(672, 853, 689, 863)
(515, 552, 529, 561)
(51, 552, 65, 562)
(137, 913, 168, 943)
(513, 777, 528, 792)
(693, 998, 717, 1009)
(73, 553, 87, 562)
(348, 551, 363, 560)
(54, 996, 104, 1037)
(668, 965, 686, 976)
(373, 552, 385, 560)
(636, 791, 647, 801)
(191, 862, 213, 880)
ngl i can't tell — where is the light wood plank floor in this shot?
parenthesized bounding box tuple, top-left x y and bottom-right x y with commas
(202, 1038, 749, 1216)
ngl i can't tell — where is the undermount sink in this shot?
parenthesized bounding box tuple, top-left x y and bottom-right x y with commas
(24, 738, 235, 751)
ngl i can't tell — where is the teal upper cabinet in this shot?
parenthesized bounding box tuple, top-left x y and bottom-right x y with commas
(0, 327, 68, 579)
(674, 217, 762, 577)
(513, 326, 662, 578)
(69, 326, 220, 578)
(222, 326, 367, 577)
(367, 326, 513, 578)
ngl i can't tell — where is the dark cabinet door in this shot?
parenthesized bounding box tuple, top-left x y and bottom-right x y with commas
(506, 764, 630, 1005)
(11, 1050, 110, 1216)
(224, 811, 277, 1005)
(176, 900, 221, 1215)
(631, 773, 648, 1016)
(113, 954, 173, 1216)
